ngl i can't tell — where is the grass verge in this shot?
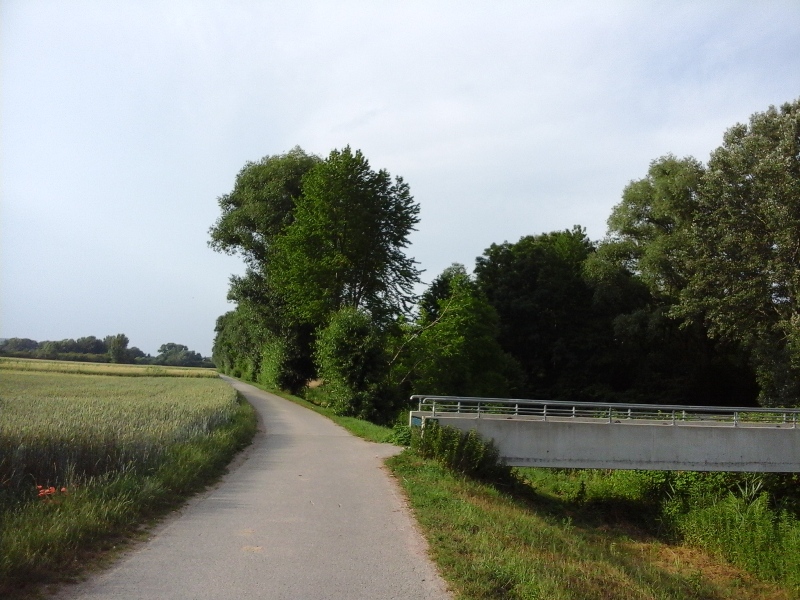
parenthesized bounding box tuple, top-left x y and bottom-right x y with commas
(387, 451, 794, 600)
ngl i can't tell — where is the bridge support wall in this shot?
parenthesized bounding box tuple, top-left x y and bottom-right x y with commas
(413, 414, 800, 472)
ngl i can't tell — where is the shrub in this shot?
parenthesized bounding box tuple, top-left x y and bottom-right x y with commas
(412, 419, 512, 481)
(314, 307, 394, 421)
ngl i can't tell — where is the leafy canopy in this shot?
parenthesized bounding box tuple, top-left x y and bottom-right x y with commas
(270, 146, 421, 324)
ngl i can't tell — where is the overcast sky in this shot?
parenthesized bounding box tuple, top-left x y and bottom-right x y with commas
(2, 1, 799, 357)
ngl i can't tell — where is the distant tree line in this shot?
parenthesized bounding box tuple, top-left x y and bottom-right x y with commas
(0, 335, 214, 368)
(210, 99, 799, 423)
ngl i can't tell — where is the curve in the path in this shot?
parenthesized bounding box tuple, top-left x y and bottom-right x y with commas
(63, 377, 450, 600)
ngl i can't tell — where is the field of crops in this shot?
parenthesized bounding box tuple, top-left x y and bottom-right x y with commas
(0, 362, 255, 595)
(0, 356, 219, 377)
(1, 369, 237, 490)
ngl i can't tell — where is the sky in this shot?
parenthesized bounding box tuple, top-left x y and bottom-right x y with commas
(2, 1, 799, 357)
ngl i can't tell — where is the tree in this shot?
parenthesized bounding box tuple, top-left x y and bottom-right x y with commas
(600, 155, 704, 300)
(474, 227, 596, 398)
(314, 307, 393, 420)
(585, 156, 759, 406)
(402, 264, 519, 398)
(156, 343, 204, 366)
(104, 334, 130, 363)
(270, 146, 421, 325)
(209, 148, 321, 387)
(677, 99, 800, 405)
(75, 336, 106, 354)
(208, 147, 320, 266)
(0, 338, 39, 353)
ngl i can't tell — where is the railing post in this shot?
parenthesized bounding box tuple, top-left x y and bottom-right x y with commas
(627, 408, 631, 420)
(572, 406, 576, 418)
(733, 411, 738, 427)
(515, 403, 519, 416)
(543, 405, 547, 421)
(672, 410, 676, 425)
(457, 401, 461, 413)
(608, 407, 613, 423)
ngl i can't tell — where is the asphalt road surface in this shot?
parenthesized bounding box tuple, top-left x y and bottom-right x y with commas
(62, 377, 450, 600)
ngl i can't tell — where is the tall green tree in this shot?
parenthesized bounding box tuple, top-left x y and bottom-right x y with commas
(402, 264, 519, 398)
(209, 148, 320, 388)
(474, 227, 596, 398)
(600, 155, 704, 300)
(208, 147, 320, 266)
(677, 99, 800, 405)
(270, 146, 421, 325)
(104, 334, 130, 364)
(586, 156, 759, 406)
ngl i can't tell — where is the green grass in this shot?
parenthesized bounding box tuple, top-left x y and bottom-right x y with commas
(388, 451, 793, 600)
(0, 369, 256, 596)
(0, 356, 218, 377)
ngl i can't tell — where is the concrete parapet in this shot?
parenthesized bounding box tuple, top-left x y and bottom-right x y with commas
(411, 412, 800, 472)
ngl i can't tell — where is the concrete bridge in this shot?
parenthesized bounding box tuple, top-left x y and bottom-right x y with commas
(409, 396, 800, 472)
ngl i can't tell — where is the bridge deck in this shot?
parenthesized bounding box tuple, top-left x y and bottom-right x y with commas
(410, 396, 800, 472)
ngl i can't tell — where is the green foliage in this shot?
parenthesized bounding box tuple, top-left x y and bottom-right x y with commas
(314, 307, 394, 421)
(412, 419, 512, 481)
(400, 264, 519, 398)
(104, 333, 130, 363)
(475, 227, 603, 399)
(675, 493, 800, 588)
(208, 146, 320, 266)
(270, 146, 421, 325)
(676, 99, 800, 406)
(210, 146, 421, 402)
(517, 467, 800, 591)
(602, 155, 704, 300)
(155, 343, 205, 367)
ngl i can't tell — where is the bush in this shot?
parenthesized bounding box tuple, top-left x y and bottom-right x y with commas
(412, 419, 512, 481)
(314, 307, 394, 421)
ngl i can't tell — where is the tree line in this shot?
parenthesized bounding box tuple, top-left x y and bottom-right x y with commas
(211, 99, 799, 422)
(0, 335, 214, 368)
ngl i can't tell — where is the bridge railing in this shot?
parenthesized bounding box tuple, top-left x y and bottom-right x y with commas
(410, 395, 800, 427)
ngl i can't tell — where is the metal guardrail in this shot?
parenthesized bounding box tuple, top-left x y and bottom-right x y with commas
(410, 395, 800, 427)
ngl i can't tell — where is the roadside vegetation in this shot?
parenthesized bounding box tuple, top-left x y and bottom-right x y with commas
(207, 100, 800, 597)
(387, 422, 800, 599)
(0, 364, 256, 596)
(211, 100, 800, 428)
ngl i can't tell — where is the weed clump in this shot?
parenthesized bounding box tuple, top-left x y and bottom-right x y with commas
(411, 419, 512, 482)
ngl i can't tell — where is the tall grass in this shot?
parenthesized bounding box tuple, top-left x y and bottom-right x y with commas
(516, 467, 800, 593)
(0, 369, 256, 595)
(389, 451, 793, 599)
(405, 422, 799, 596)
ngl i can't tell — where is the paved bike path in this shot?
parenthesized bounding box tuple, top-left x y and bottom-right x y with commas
(63, 377, 450, 599)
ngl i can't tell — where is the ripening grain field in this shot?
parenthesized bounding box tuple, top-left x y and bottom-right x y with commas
(0, 364, 256, 595)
